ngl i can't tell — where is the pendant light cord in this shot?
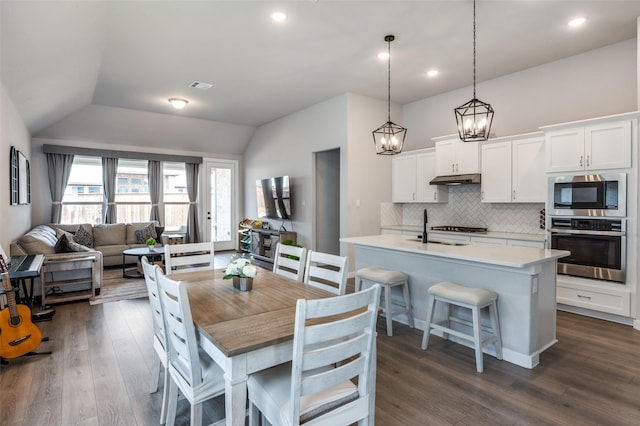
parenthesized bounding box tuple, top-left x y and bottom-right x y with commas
(472, 0, 477, 99)
(387, 37, 391, 122)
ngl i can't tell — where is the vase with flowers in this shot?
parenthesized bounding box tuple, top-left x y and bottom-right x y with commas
(224, 254, 258, 291)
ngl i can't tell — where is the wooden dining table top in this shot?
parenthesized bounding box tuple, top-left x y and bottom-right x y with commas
(170, 268, 334, 357)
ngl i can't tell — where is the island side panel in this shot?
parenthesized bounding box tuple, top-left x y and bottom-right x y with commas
(353, 244, 558, 369)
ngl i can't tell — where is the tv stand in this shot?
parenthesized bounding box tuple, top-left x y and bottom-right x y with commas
(239, 229, 297, 264)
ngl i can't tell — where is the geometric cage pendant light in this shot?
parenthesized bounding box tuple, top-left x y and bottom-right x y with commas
(372, 35, 407, 155)
(454, 0, 494, 142)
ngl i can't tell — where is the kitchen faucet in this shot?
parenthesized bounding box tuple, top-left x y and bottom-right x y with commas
(422, 208, 428, 244)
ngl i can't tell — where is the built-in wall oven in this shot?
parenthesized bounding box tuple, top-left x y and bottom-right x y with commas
(549, 217, 625, 283)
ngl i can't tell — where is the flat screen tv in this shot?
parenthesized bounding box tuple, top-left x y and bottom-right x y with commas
(256, 176, 292, 220)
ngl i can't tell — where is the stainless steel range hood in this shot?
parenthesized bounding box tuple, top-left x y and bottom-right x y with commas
(429, 173, 481, 185)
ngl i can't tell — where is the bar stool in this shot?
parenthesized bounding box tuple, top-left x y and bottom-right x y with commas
(356, 267, 414, 336)
(421, 281, 502, 373)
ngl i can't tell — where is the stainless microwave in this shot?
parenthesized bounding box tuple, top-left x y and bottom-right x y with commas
(548, 173, 626, 217)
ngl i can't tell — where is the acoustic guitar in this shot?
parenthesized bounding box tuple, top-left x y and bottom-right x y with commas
(0, 254, 42, 359)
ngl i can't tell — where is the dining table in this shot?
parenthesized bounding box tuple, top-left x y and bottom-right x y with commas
(170, 267, 340, 426)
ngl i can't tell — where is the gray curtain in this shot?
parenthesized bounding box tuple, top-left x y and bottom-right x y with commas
(148, 160, 161, 223)
(102, 157, 118, 224)
(185, 162, 200, 243)
(46, 153, 74, 223)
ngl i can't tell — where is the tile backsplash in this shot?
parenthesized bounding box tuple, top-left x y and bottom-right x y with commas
(381, 185, 545, 235)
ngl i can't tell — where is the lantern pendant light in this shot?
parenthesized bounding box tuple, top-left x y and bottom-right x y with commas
(372, 35, 407, 155)
(455, 0, 494, 142)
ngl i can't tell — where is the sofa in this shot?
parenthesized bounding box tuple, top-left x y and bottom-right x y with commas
(10, 221, 163, 293)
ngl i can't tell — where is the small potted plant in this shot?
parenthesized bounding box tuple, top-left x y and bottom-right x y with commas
(146, 237, 157, 250)
(224, 254, 258, 291)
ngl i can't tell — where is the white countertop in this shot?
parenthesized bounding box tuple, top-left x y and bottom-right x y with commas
(342, 234, 568, 268)
(380, 225, 546, 242)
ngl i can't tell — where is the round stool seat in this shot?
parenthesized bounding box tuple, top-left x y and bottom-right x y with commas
(428, 281, 497, 306)
(356, 267, 408, 285)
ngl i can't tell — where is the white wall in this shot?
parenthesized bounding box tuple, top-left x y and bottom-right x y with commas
(403, 38, 638, 150)
(243, 94, 349, 249)
(1, 83, 32, 253)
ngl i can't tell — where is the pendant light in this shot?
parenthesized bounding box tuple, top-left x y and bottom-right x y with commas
(454, 0, 494, 142)
(372, 35, 407, 155)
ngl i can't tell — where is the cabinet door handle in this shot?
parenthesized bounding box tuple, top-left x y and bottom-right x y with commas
(579, 155, 583, 167)
(586, 155, 590, 167)
(451, 163, 455, 173)
(577, 294, 592, 300)
(433, 192, 436, 201)
(513, 190, 516, 200)
(455, 164, 459, 172)
(481, 191, 484, 200)
(413, 192, 416, 201)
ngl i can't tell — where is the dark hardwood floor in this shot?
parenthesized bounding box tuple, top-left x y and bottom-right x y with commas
(2, 273, 640, 425)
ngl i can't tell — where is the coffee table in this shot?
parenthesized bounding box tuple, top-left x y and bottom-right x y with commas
(122, 247, 165, 278)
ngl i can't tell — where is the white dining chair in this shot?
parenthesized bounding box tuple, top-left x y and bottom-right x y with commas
(141, 256, 170, 425)
(154, 266, 226, 426)
(303, 250, 348, 295)
(164, 241, 215, 275)
(247, 284, 381, 426)
(272, 242, 307, 282)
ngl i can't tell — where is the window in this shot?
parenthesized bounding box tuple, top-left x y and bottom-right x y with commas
(163, 162, 189, 232)
(61, 156, 103, 224)
(115, 159, 150, 222)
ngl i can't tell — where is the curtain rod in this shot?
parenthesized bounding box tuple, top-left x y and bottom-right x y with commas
(43, 144, 203, 164)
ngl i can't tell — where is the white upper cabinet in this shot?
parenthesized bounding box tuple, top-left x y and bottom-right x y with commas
(481, 135, 545, 203)
(416, 151, 448, 203)
(512, 137, 546, 202)
(481, 141, 512, 202)
(435, 138, 480, 176)
(392, 150, 447, 203)
(545, 119, 631, 173)
(391, 154, 417, 202)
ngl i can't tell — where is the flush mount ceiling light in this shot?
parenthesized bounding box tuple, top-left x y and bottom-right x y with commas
(372, 35, 407, 155)
(454, 0, 494, 142)
(568, 17, 586, 27)
(271, 11, 287, 22)
(168, 98, 188, 110)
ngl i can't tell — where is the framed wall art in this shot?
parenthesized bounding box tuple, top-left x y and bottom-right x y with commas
(9, 146, 31, 205)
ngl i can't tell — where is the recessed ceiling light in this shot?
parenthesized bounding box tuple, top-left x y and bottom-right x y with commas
(271, 12, 287, 22)
(427, 69, 439, 78)
(378, 52, 389, 60)
(168, 98, 188, 110)
(568, 17, 586, 27)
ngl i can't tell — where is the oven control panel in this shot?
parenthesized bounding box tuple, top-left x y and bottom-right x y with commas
(550, 217, 623, 232)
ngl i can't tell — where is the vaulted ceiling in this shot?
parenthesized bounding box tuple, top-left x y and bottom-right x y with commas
(2, 1, 639, 146)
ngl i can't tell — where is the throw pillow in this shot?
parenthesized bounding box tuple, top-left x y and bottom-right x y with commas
(74, 225, 93, 247)
(55, 228, 75, 241)
(54, 234, 73, 253)
(135, 223, 157, 244)
(68, 239, 92, 252)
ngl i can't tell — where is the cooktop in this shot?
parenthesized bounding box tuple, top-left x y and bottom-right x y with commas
(430, 226, 488, 234)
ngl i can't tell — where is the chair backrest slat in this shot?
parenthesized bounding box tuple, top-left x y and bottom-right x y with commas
(164, 241, 215, 275)
(141, 256, 167, 352)
(272, 243, 307, 282)
(303, 251, 348, 295)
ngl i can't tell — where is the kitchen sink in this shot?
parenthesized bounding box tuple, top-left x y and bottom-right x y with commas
(404, 237, 469, 246)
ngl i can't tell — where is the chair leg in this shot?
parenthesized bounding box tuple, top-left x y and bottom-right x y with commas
(165, 377, 179, 426)
(421, 295, 436, 350)
(190, 402, 203, 426)
(355, 277, 363, 292)
(384, 284, 393, 336)
(248, 401, 260, 426)
(150, 356, 160, 393)
(401, 281, 414, 328)
(160, 364, 169, 425)
(490, 300, 503, 360)
(472, 306, 484, 373)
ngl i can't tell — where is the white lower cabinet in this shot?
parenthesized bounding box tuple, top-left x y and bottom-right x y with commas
(557, 281, 630, 317)
(470, 236, 507, 245)
(508, 239, 545, 249)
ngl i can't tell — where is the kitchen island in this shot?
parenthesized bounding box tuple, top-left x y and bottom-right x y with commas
(341, 234, 570, 369)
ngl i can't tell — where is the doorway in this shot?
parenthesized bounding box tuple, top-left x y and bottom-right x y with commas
(314, 149, 340, 255)
(203, 159, 237, 251)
